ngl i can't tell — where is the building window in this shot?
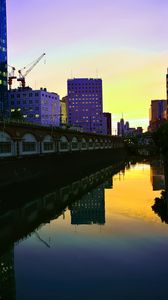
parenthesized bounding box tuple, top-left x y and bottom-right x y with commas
(60, 142, 68, 150)
(44, 142, 54, 151)
(71, 142, 78, 149)
(0, 142, 11, 153)
(22, 142, 36, 152)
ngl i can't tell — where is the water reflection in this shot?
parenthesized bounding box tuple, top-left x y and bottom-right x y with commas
(150, 160, 165, 191)
(1, 160, 168, 299)
(0, 161, 124, 257)
(0, 248, 16, 300)
(152, 161, 168, 223)
(69, 180, 112, 225)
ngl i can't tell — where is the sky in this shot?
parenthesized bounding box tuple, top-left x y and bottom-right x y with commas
(7, 0, 168, 132)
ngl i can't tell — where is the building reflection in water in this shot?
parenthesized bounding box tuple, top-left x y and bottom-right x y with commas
(0, 248, 16, 300)
(69, 179, 112, 225)
(150, 160, 165, 191)
(151, 161, 168, 223)
(0, 160, 124, 299)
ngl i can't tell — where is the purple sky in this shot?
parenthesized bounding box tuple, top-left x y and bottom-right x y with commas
(7, 0, 168, 130)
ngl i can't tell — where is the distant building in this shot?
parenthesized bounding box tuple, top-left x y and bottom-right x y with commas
(117, 118, 125, 136)
(117, 118, 143, 136)
(166, 70, 168, 118)
(103, 112, 112, 135)
(0, 0, 8, 118)
(136, 127, 143, 135)
(148, 99, 167, 132)
(60, 96, 68, 125)
(67, 78, 106, 134)
(8, 87, 60, 126)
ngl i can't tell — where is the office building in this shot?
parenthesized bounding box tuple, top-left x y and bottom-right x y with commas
(117, 118, 125, 136)
(103, 112, 112, 135)
(8, 87, 60, 126)
(0, 0, 8, 118)
(67, 78, 106, 134)
(117, 118, 142, 136)
(148, 99, 167, 132)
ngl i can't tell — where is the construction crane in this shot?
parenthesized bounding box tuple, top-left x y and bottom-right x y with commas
(8, 64, 17, 90)
(17, 53, 46, 88)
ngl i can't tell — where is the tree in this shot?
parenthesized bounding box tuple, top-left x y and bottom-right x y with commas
(152, 122, 168, 155)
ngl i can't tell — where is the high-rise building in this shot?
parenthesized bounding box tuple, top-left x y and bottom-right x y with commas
(0, 0, 8, 118)
(117, 118, 125, 136)
(117, 118, 142, 136)
(148, 99, 167, 132)
(8, 87, 60, 126)
(103, 112, 112, 135)
(67, 78, 105, 134)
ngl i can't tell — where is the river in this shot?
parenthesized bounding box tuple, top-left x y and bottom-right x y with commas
(1, 160, 168, 300)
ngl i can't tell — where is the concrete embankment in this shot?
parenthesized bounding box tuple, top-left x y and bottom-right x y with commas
(0, 148, 126, 190)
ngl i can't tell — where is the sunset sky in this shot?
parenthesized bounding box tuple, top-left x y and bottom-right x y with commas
(7, 0, 168, 132)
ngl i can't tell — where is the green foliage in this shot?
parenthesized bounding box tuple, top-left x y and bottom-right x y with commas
(152, 122, 168, 154)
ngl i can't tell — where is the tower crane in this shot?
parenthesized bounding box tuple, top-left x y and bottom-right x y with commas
(8, 64, 17, 90)
(17, 53, 46, 88)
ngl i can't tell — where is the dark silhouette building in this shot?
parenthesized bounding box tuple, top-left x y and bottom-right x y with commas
(0, 0, 8, 118)
(103, 112, 112, 135)
(148, 99, 167, 132)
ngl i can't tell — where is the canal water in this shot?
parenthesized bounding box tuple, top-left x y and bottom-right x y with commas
(1, 160, 168, 300)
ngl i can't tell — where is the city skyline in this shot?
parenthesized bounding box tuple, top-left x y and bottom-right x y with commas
(7, 0, 168, 131)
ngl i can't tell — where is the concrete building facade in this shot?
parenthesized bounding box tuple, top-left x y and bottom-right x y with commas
(8, 87, 60, 126)
(60, 96, 68, 125)
(67, 78, 106, 135)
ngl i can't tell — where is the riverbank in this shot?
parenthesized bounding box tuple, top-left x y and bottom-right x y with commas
(0, 148, 126, 191)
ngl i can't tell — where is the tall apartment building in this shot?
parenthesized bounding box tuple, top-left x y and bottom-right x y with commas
(67, 78, 106, 134)
(8, 87, 60, 126)
(148, 99, 167, 132)
(0, 0, 8, 118)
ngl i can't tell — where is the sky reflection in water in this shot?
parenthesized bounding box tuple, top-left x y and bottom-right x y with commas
(14, 162, 168, 300)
